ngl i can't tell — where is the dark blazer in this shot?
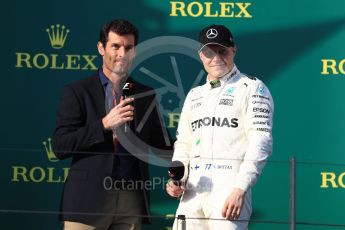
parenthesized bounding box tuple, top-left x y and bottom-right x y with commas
(53, 71, 172, 224)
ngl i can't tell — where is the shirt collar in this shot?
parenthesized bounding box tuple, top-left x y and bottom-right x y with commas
(206, 65, 239, 90)
(99, 68, 130, 94)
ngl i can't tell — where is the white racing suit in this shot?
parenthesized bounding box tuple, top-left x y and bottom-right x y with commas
(172, 66, 274, 230)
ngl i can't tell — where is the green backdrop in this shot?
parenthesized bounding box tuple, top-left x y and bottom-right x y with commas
(1, 0, 345, 229)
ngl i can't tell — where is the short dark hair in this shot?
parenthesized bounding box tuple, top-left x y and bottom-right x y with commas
(98, 19, 139, 48)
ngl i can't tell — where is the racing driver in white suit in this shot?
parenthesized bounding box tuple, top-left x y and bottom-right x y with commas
(166, 24, 274, 229)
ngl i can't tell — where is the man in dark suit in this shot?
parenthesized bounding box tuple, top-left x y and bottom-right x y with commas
(53, 19, 172, 230)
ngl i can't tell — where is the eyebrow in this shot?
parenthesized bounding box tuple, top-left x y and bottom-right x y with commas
(110, 42, 134, 46)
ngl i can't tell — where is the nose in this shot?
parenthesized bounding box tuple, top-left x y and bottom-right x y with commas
(212, 53, 223, 61)
(117, 46, 126, 57)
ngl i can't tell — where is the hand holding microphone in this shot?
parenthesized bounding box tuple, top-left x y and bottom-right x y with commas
(166, 161, 185, 198)
(102, 98, 134, 130)
(102, 81, 134, 131)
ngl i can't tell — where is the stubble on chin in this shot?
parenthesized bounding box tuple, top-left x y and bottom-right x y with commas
(108, 65, 130, 82)
(114, 62, 128, 73)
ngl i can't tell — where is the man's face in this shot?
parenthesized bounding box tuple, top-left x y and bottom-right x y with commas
(199, 44, 236, 80)
(97, 31, 136, 78)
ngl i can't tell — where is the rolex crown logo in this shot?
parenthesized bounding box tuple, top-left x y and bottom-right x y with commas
(46, 24, 70, 49)
(43, 138, 59, 162)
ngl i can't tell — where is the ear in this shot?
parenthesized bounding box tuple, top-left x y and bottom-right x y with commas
(199, 51, 204, 62)
(97, 42, 105, 56)
(232, 46, 237, 57)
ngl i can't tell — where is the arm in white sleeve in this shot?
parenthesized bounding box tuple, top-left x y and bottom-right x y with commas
(234, 80, 274, 191)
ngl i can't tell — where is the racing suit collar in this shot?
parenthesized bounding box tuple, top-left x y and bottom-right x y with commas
(206, 65, 239, 90)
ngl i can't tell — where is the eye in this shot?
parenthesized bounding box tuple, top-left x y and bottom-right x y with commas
(111, 44, 120, 50)
(202, 49, 215, 59)
(219, 48, 228, 56)
(125, 45, 134, 52)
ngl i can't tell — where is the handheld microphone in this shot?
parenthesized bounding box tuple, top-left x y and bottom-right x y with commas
(122, 82, 134, 133)
(168, 161, 185, 186)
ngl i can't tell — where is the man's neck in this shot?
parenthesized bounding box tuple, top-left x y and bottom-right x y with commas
(207, 71, 230, 81)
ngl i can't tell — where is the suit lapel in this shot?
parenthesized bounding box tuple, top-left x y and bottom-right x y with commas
(91, 75, 106, 118)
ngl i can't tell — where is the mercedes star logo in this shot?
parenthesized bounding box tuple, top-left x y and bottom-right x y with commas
(206, 28, 218, 39)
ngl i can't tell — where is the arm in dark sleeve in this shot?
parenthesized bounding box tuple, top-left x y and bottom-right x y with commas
(52, 85, 107, 160)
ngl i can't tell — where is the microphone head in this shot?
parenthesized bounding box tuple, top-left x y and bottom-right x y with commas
(168, 161, 185, 181)
(122, 82, 134, 97)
